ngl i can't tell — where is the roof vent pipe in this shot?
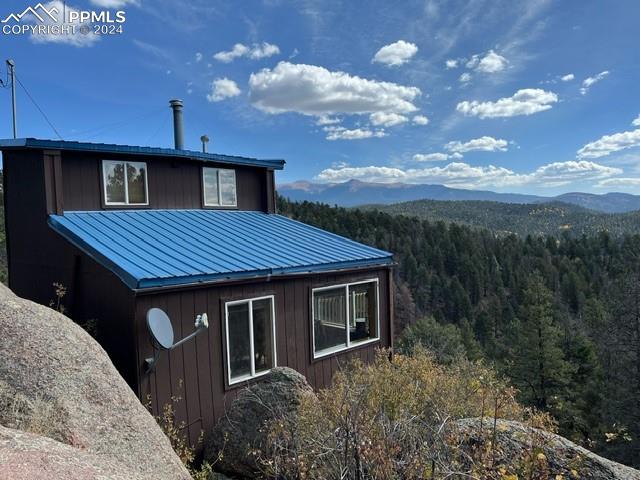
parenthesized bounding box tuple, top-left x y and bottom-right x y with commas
(169, 99, 184, 150)
(200, 134, 209, 153)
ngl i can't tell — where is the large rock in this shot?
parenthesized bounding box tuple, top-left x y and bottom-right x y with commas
(0, 425, 137, 480)
(204, 367, 313, 478)
(0, 284, 191, 480)
(456, 418, 640, 480)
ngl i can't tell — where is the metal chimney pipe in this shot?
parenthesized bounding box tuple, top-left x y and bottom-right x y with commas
(200, 134, 209, 153)
(169, 99, 184, 150)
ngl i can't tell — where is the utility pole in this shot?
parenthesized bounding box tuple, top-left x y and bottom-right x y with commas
(6, 59, 16, 138)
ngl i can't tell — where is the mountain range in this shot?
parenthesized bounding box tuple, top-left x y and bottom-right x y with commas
(358, 200, 640, 237)
(278, 180, 640, 213)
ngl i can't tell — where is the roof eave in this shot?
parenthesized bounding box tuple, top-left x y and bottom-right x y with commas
(0, 138, 285, 170)
(133, 257, 395, 292)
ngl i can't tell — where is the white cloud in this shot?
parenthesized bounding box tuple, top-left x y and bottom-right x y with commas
(632, 114, 640, 127)
(249, 62, 421, 117)
(195, 52, 203, 63)
(249, 42, 281, 59)
(532, 161, 621, 186)
(465, 55, 479, 69)
(372, 40, 418, 66)
(560, 73, 574, 82)
(474, 50, 508, 73)
(29, 1, 99, 47)
(316, 115, 340, 126)
(213, 43, 248, 63)
(315, 160, 621, 189)
(465, 50, 507, 73)
(445, 59, 458, 69)
(445, 136, 509, 153)
(577, 129, 640, 158)
(457, 88, 558, 119)
(213, 42, 280, 63)
(459, 72, 472, 83)
(90, 0, 138, 6)
(413, 153, 449, 162)
(580, 70, 609, 95)
(596, 177, 640, 188)
(369, 112, 408, 127)
(207, 78, 241, 102)
(324, 126, 387, 141)
(412, 115, 429, 125)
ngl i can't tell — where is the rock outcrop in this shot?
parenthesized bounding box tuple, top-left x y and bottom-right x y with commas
(0, 284, 191, 480)
(456, 418, 640, 480)
(204, 367, 313, 478)
(0, 425, 139, 480)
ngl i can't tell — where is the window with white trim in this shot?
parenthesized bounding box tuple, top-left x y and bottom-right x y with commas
(225, 296, 276, 384)
(102, 160, 148, 205)
(312, 279, 379, 358)
(203, 167, 237, 207)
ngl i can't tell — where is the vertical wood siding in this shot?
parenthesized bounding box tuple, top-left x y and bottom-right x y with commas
(135, 268, 392, 451)
(60, 152, 270, 212)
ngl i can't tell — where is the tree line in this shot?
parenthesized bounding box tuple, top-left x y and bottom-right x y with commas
(278, 195, 640, 468)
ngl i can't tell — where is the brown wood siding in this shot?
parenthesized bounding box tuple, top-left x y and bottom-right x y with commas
(60, 151, 269, 212)
(135, 267, 392, 452)
(2, 149, 138, 387)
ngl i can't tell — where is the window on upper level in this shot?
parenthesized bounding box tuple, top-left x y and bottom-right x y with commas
(203, 167, 237, 207)
(102, 160, 148, 206)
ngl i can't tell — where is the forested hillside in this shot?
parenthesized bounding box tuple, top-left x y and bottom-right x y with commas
(278, 195, 640, 468)
(361, 199, 640, 237)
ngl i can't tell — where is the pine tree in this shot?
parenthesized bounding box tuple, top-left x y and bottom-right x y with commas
(511, 274, 572, 412)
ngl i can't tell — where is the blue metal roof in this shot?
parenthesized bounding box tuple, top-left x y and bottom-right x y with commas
(48, 210, 393, 289)
(0, 138, 285, 170)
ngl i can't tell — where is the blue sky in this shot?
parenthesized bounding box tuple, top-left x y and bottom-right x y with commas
(1, 0, 639, 194)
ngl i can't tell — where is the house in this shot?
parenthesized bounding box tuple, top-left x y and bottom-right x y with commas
(0, 101, 394, 448)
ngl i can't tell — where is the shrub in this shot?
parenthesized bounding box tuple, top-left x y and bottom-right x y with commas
(259, 348, 555, 479)
(150, 386, 221, 480)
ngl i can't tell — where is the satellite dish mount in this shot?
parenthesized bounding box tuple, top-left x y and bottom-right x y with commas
(145, 308, 209, 372)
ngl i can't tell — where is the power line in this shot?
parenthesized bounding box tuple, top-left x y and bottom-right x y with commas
(14, 73, 63, 140)
(144, 109, 172, 145)
(74, 106, 166, 140)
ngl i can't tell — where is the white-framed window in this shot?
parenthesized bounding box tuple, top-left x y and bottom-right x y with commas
(225, 295, 277, 385)
(203, 167, 237, 207)
(102, 160, 149, 206)
(312, 279, 380, 359)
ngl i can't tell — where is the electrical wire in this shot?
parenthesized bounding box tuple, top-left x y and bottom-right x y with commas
(14, 74, 63, 140)
(144, 109, 172, 145)
(73, 106, 166, 140)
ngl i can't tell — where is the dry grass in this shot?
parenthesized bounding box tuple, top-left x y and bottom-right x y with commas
(0, 380, 66, 443)
(258, 348, 556, 479)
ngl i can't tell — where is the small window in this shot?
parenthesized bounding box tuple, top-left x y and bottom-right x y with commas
(225, 296, 276, 384)
(313, 280, 379, 358)
(203, 167, 237, 207)
(102, 160, 148, 206)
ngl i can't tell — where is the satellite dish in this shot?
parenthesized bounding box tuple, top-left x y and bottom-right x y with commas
(145, 308, 209, 372)
(147, 308, 174, 350)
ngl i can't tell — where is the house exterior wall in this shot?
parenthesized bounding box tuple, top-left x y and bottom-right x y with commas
(2, 149, 139, 386)
(60, 150, 273, 212)
(134, 266, 394, 448)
